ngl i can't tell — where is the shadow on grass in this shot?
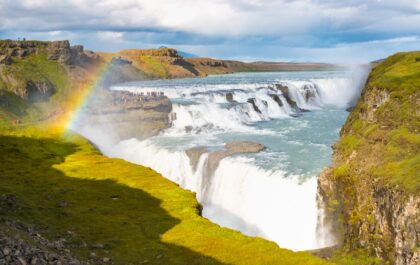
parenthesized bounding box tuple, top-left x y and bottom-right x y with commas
(0, 135, 227, 265)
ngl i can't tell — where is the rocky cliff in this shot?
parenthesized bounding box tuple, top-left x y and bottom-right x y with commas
(0, 40, 99, 102)
(76, 90, 172, 140)
(318, 52, 420, 265)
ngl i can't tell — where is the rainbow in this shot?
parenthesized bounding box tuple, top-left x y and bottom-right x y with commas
(54, 62, 111, 135)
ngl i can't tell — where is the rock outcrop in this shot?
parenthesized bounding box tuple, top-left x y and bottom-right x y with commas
(247, 98, 262, 113)
(185, 147, 208, 172)
(25, 80, 55, 102)
(0, 40, 98, 67)
(77, 90, 173, 140)
(186, 141, 265, 180)
(0, 40, 41, 62)
(46, 40, 99, 66)
(302, 84, 318, 102)
(275, 84, 300, 112)
(318, 52, 420, 265)
(187, 58, 233, 75)
(226, 92, 234, 102)
(269, 94, 283, 107)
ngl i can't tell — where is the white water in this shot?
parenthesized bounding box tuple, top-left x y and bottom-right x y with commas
(74, 67, 369, 251)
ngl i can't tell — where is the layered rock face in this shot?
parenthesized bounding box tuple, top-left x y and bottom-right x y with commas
(77, 90, 173, 141)
(46, 40, 99, 66)
(318, 52, 419, 265)
(187, 58, 233, 75)
(0, 40, 98, 67)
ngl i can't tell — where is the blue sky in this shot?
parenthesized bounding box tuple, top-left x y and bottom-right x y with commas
(0, 0, 419, 63)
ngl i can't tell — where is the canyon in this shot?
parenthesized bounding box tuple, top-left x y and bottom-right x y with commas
(0, 39, 418, 265)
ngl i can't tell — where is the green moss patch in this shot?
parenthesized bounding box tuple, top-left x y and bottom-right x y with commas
(368, 51, 420, 94)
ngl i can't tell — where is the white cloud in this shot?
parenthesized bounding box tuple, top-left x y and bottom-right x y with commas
(96, 31, 125, 43)
(0, 0, 418, 37)
(0, 0, 419, 62)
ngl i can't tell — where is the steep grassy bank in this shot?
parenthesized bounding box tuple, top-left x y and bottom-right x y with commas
(318, 51, 420, 265)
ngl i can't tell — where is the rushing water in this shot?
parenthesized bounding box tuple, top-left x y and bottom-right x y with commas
(77, 68, 369, 251)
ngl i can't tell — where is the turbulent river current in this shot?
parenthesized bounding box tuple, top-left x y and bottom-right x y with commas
(76, 67, 369, 251)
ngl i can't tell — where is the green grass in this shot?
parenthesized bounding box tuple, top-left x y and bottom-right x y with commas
(13, 54, 71, 104)
(1, 53, 68, 97)
(330, 249, 384, 265)
(0, 126, 331, 265)
(337, 136, 361, 158)
(337, 51, 420, 194)
(368, 51, 420, 94)
(0, 89, 29, 119)
(0, 53, 71, 121)
(139, 56, 169, 78)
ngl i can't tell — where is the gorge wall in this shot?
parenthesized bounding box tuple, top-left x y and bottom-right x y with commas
(318, 52, 420, 265)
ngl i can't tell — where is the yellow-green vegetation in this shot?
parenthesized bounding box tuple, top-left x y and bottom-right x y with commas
(368, 51, 420, 94)
(1, 54, 67, 97)
(139, 55, 169, 78)
(330, 249, 383, 265)
(0, 125, 331, 265)
(0, 89, 29, 120)
(339, 52, 420, 194)
(321, 51, 420, 264)
(0, 53, 73, 121)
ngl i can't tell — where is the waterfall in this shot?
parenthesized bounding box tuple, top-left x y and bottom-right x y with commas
(74, 67, 369, 251)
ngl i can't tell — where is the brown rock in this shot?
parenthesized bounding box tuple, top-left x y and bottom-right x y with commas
(226, 92, 234, 102)
(275, 84, 300, 111)
(47, 41, 72, 64)
(247, 98, 261, 113)
(186, 147, 208, 172)
(0, 54, 12, 65)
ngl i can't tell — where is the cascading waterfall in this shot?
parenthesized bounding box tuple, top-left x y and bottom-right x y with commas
(75, 67, 369, 251)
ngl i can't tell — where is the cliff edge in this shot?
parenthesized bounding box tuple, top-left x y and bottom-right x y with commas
(318, 51, 420, 265)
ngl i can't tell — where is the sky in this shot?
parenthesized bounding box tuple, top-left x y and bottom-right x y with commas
(0, 0, 419, 63)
